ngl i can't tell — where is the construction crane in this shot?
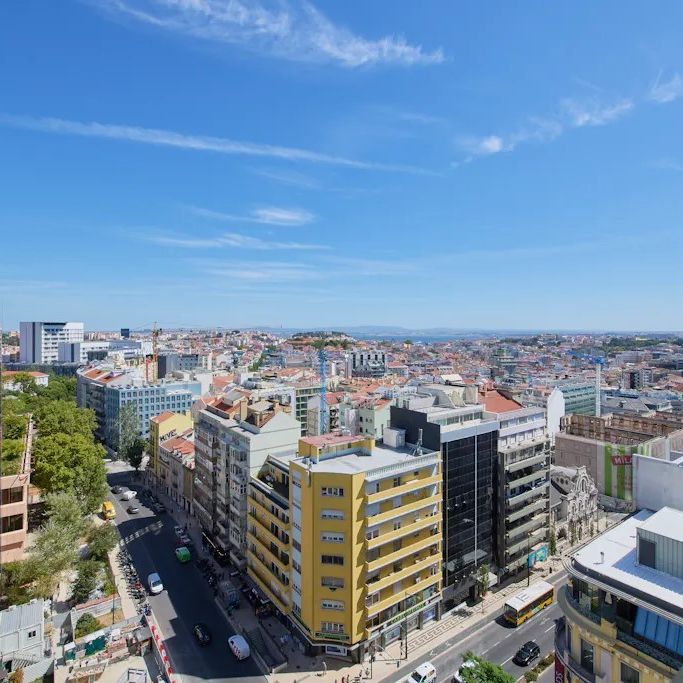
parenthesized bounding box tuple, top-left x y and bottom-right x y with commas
(318, 348, 328, 435)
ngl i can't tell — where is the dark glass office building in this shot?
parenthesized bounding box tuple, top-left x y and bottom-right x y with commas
(390, 405, 499, 606)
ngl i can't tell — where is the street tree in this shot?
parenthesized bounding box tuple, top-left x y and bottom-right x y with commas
(4, 372, 38, 395)
(549, 527, 557, 555)
(117, 402, 139, 461)
(2, 413, 28, 440)
(127, 437, 146, 472)
(87, 523, 119, 561)
(460, 653, 515, 683)
(44, 492, 88, 544)
(32, 433, 107, 513)
(71, 560, 101, 605)
(34, 400, 96, 439)
(476, 563, 490, 599)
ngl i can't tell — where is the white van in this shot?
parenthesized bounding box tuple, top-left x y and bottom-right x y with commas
(121, 490, 137, 501)
(407, 662, 436, 683)
(228, 635, 250, 661)
(148, 573, 163, 595)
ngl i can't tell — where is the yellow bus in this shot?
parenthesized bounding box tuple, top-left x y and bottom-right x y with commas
(503, 580, 554, 626)
(102, 501, 116, 520)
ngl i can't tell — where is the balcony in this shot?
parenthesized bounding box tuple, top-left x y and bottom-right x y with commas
(366, 574, 440, 619)
(248, 511, 288, 550)
(248, 557, 290, 613)
(506, 530, 547, 557)
(505, 450, 549, 474)
(506, 470, 548, 490)
(616, 630, 683, 671)
(366, 475, 440, 505)
(367, 495, 440, 527)
(248, 530, 290, 573)
(555, 619, 596, 683)
(506, 513, 547, 540)
(367, 532, 441, 574)
(249, 493, 290, 529)
(366, 514, 440, 550)
(367, 555, 440, 595)
(507, 496, 548, 523)
(506, 482, 549, 508)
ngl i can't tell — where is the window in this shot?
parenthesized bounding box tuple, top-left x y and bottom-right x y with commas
(1, 487, 23, 505)
(393, 521, 402, 531)
(28, 630, 37, 639)
(580, 639, 594, 673)
(322, 555, 344, 566)
(393, 476, 402, 487)
(639, 538, 656, 569)
(321, 577, 344, 589)
(322, 600, 345, 610)
(322, 509, 344, 520)
(293, 539, 302, 552)
(620, 663, 639, 683)
(366, 527, 379, 540)
(320, 622, 345, 634)
(393, 540, 402, 552)
(293, 560, 302, 573)
(321, 532, 345, 544)
(322, 487, 344, 497)
(1, 514, 23, 534)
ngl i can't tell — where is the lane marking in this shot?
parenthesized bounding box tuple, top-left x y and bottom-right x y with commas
(544, 625, 555, 633)
(501, 656, 514, 665)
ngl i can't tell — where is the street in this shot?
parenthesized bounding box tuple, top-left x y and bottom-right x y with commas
(106, 466, 265, 683)
(384, 572, 565, 683)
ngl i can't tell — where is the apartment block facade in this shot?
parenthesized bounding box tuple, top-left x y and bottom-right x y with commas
(556, 508, 683, 683)
(194, 398, 300, 568)
(483, 393, 551, 577)
(390, 397, 499, 606)
(19, 321, 84, 364)
(246, 433, 443, 662)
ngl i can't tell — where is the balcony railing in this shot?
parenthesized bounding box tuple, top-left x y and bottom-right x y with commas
(617, 630, 683, 671)
(555, 619, 596, 683)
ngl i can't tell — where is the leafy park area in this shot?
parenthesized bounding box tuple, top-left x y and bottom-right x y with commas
(1, 373, 113, 607)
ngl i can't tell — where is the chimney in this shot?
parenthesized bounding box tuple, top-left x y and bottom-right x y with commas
(600, 551, 605, 564)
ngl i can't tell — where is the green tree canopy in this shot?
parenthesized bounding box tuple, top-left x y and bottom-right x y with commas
(4, 372, 38, 394)
(117, 402, 139, 459)
(2, 412, 28, 440)
(460, 654, 516, 683)
(87, 523, 119, 561)
(34, 400, 96, 439)
(32, 434, 107, 513)
(75, 613, 102, 639)
(71, 559, 102, 605)
(37, 375, 77, 402)
(127, 437, 146, 472)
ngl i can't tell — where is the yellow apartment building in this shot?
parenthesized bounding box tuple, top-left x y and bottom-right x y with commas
(557, 507, 683, 683)
(247, 431, 443, 662)
(148, 411, 193, 488)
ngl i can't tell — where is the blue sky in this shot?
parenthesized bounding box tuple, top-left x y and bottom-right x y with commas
(1, 1, 683, 331)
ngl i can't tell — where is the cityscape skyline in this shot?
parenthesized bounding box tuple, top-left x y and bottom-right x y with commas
(2, 2, 683, 329)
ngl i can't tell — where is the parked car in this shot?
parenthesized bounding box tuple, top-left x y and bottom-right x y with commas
(152, 502, 166, 513)
(193, 623, 211, 645)
(173, 525, 184, 537)
(121, 490, 137, 501)
(407, 662, 437, 683)
(148, 572, 164, 595)
(127, 505, 140, 514)
(175, 547, 191, 563)
(228, 635, 250, 661)
(514, 641, 540, 666)
(111, 485, 125, 494)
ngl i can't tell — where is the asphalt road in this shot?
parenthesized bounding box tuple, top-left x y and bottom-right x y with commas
(385, 571, 566, 683)
(107, 466, 265, 683)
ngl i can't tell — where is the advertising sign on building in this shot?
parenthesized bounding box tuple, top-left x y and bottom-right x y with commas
(554, 653, 565, 683)
(611, 455, 632, 466)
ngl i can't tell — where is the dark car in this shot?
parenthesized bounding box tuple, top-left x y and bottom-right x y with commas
(193, 623, 211, 645)
(127, 505, 140, 514)
(111, 485, 125, 494)
(514, 641, 540, 666)
(153, 503, 166, 514)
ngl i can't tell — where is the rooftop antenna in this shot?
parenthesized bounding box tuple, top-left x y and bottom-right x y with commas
(412, 428, 424, 456)
(318, 348, 328, 435)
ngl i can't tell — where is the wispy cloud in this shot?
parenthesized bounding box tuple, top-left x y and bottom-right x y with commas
(650, 158, 683, 173)
(649, 72, 683, 104)
(0, 113, 432, 174)
(90, 0, 444, 68)
(561, 97, 633, 127)
(456, 93, 634, 161)
(199, 260, 321, 283)
(149, 231, 328, 250)
(250, 168, 321, 190)
(185, 204, 315, 226)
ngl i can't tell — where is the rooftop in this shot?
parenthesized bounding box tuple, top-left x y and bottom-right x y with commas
(572, 509, 683, 611)
(293, 440, 438, 475)
(639, 506, 683, 544)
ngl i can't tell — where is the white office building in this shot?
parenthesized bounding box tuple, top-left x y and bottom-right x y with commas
(20, 321, 84, 364)
(58, 340, 111, 363)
